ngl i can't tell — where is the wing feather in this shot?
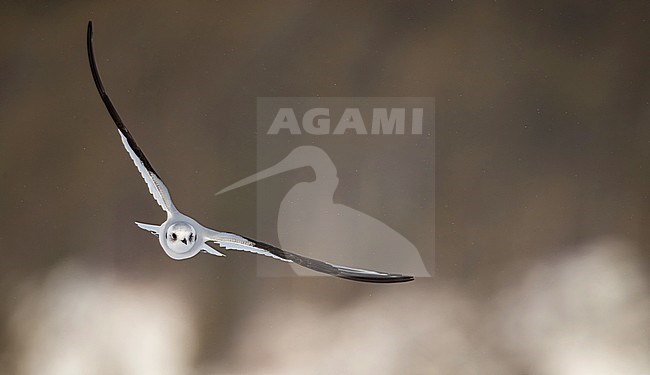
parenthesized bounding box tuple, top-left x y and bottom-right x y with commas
(209, 232, 290, 262)
(208, 231, 414, 283)
(87, 21, 176, 214)
(117, 132, 175, 212)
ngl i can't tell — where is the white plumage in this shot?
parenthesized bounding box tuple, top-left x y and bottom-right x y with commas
(87, 21, 413, 283)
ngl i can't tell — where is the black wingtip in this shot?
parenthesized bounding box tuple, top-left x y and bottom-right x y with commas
(338, 273, 415, 284)
(234, 233, 416, 284)
(87, 21, 93, 44)
(86, 21, 161, 178)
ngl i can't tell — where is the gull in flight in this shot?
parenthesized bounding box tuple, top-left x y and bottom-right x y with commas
(86, 21, 413, 283)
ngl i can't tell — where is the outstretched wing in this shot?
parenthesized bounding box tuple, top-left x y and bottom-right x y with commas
(207, 231, 414, 283)
(87, 21, 176, 215)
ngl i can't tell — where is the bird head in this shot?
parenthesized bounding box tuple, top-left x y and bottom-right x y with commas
(165, 222, 197, 254)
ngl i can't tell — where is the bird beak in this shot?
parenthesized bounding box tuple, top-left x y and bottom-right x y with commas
(215, 147, 312, 195)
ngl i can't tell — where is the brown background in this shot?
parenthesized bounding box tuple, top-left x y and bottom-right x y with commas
(0, 1, 648, 373)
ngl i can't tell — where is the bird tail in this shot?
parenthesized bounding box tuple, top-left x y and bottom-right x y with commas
(135, 222, 161, 237)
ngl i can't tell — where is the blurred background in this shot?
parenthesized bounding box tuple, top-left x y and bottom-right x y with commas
(0, 1, 648, 374)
